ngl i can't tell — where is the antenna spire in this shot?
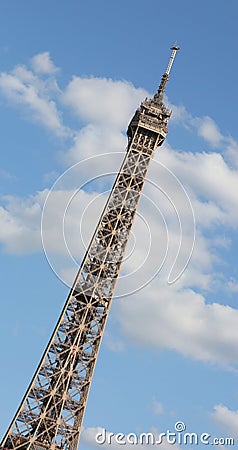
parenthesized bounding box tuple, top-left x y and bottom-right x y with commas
(155, 45, 180, 101)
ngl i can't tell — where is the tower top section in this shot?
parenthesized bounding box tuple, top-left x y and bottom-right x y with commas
(127, 45, 180, 149)
(154, 45, 180, 103)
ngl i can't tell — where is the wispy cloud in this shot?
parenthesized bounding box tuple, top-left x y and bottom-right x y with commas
(0, 192, 47, 254)
(195, 116, 224, 147)
(211, 404, 238, 438)
(31, 51, 59, 75)
(0, 56, 69, 137)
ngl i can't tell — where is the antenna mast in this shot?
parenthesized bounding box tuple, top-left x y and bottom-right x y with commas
(155, 45, 180, 101)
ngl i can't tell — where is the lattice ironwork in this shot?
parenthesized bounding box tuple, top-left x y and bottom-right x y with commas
(1, 46, 179, 450)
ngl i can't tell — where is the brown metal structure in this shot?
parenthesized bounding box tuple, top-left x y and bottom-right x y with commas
(1, 46, 179, 450)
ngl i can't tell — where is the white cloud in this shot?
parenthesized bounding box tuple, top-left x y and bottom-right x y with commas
(195, 116, 224, 148)
(225, 137, 238, 169)
(227, 279, 238, 293)
(61, 75, 148, 170)
(211, 404, 238, 438)
(0, 185, 107, 261)
(168, 99, 225, 149)
(63, 124, 127, 166)
(41, 184, 108, 253)
(31, 51, 59, 75)
(0, 59, 68, 137)
(166, 99, 192, 126)
(63, 75, 147, 129)
(0, 192, 46, 254)
(117, 282, 238, 367)
(158, 147, 238, 227)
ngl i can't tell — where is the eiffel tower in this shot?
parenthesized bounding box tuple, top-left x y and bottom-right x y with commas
(1, 46, 179, 450)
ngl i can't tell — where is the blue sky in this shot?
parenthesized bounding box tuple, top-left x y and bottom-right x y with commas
(1, 0, 238, 447)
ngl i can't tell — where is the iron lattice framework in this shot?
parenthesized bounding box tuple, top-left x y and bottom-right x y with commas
(1, 46, 179, 450)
